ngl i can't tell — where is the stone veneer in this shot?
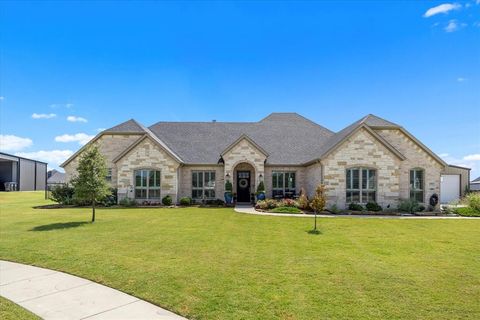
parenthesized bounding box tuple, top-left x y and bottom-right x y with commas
(321, 128, 401, 209)
(178, 165, 225, 201)
(223, 138, 266, 192)
(376, 129, 444, 203)
(116, 137, 180, 202)
(63, 134, 143, 184)
(264, 166, 305, 197)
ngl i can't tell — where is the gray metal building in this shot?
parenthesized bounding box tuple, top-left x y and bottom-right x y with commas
(0, 152, 47, 191)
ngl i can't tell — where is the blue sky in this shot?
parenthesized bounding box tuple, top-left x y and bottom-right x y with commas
(0, 1, 479, 177)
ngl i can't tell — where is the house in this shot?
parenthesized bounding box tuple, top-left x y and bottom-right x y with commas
(61, 113, 468, 209)
(471, 176, 480, 192)
(47, 169, 66, 189)
(0, 152, 47, 192)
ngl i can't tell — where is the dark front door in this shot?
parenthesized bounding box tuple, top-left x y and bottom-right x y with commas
(236, 171, 251, 202)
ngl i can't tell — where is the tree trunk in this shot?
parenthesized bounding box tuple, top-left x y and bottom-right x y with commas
(92, 196, 96, 223)
(314, 211, 317, 231)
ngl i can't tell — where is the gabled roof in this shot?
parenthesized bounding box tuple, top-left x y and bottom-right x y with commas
(472, 176, 480, 184)
(103, 119, 145, 133)
(221, 134, 269, 157)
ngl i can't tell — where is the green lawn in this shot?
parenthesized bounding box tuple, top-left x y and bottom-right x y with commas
(0, 297, 40, 320)
(1, 192, 479, 319)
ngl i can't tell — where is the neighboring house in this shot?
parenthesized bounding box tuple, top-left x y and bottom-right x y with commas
(0, 152, 47, 191)
(47, 169, 66, 189)
(471, 176, 480, 192)
(61, 113, 468, 208)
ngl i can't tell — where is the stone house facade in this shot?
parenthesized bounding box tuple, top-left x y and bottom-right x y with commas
(61, 113, 453, 209)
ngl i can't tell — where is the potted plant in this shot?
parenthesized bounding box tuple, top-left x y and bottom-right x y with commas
(256, 181, 266, 201)
(224, 180, 233, 204)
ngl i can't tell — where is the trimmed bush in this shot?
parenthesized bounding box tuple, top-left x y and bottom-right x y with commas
(179, 197, 192, 206)
(454, 206, 480, 217)
(119, 198, 137, 207)
(50, 185, 75, 205)
(365, 202, 382, 212)
(328, 204, 340, 214)
(162, 195, 173, 206)
(281, 198, 297, 207)
(204, 199, 225, 206)
(397, 199, 421, 214)
(256, 181, 265, 194)
(270, 206, 302, 214)
(348, 203, 364, 211)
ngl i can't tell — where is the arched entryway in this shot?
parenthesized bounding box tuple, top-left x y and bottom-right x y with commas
(233, 162, 256, 203)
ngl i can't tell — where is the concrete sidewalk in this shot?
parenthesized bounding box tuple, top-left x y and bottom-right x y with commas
(234, 205, 480, 219)
(0, 260, 186, 320)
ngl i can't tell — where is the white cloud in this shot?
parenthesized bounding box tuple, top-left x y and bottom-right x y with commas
(15, 150, 73, 168)
(55, 133, 94, 145)
(457, 77, 467, 82)
(96, 128, 106, 132)
(50, 103, 74, 109)
(439, 153, 450, 158)
(464, 154, 480, 161)
(32, 113, 57, 119)
(0, 134, 33, 151)
(445, 20, 459, 32)
(67, 116, 88, 123)
(424, 3, 461, 17)
(0, 96, 4, 101)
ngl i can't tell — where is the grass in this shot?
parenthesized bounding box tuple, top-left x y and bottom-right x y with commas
(0, 297, 40, 320)
(269, 206, 302, 214)
(1, 192, 479, 319)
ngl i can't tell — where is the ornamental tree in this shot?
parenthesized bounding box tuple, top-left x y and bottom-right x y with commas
(310, 184, 327, 232)
(71, 145, 110, 223)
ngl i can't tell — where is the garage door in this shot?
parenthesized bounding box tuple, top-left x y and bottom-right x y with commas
(441, 175, 460, 203)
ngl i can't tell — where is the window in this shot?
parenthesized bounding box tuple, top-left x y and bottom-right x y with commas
(105, 168, 112, 182)
(346, 168, 376, 203)
(192, 171, 216, 200)
(410, 169, 424, 203)
(134, 169, 160, 199)
(272, 171, 296, 197)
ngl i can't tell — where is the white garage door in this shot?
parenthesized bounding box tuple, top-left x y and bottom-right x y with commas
(441, 175, 460, 203)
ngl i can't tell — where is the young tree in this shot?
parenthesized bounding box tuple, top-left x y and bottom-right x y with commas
(310, 184, 327, 232)
(72, 146, 110, 222)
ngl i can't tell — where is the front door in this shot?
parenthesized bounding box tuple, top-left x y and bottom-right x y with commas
(236, 171, 251, 202)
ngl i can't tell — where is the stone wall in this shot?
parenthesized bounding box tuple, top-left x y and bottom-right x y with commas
(264, 166, 305, 197)
(63, 133, 143, 184)
(116, 137, 180, 202)
(376, 129, 444, 204)
(223, 138, 266, 192)
(322, 128, 401, 209)
(178, 165, 225, 201)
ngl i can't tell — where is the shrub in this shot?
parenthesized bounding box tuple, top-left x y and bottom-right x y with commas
(204, 199, 225, 206)
(225, 180, 233, 192)
(255, 199, 278, 210)
(179, 197, 192, 206)
(348, 203, 364, 211)
(454, 206, 480, 217)
(297, 188, 309, 210)
(256, 181, 265, 194)
(281, 198, 297, 207)
(270, 206, 301, 214)
(162, 195, 173, 206)
(101, 188, 118, 207)
(328, 204, 340, 214)
(464, 193, 480, 211)
(50, 185, 75, 205)
(310, 184, 327, 213)
(397, 199, 421, 213)
(365, 202, 382, 212)
(119, 198, 137, 207)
